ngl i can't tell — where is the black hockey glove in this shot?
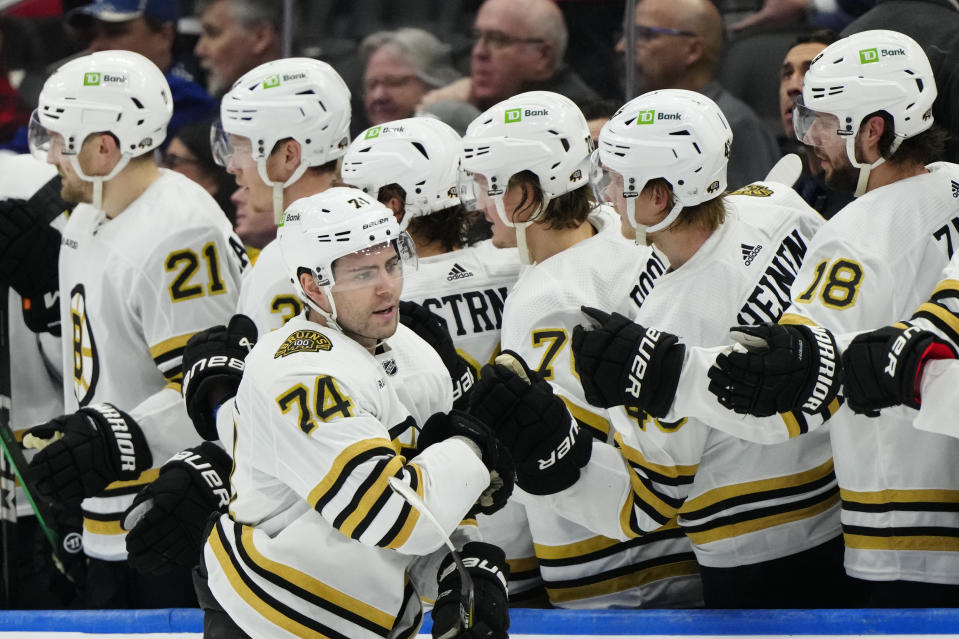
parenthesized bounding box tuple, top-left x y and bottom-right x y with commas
(432, 542, 510, 639)
(469, 350, 591, 496)
(842, 324, 956, 415)
(182, 314, 257, 441)
(707, 323, 842, 417)
(0, 198, 63, 335)
(23, 403, 153, 503)
(123, 442, 232, 575)
(418, 410, 513, 516)
(571, 306, 685, 418)
(33, 502, 87, 605)
(400, 300, 477, 411)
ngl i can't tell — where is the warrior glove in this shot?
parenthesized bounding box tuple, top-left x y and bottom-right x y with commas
(24, 403, 153, 503)
(182, 314, 257, 440)
(123, 442, 232, 574)
(571, 306, 685, 418)
(708, 323, 842, 417)
(842, 324, 956, 415)
(432, 542, 510, 639)
(418, 410, 513, 516)
(400, 300, 477, 410)
(469, 350, 591, 496)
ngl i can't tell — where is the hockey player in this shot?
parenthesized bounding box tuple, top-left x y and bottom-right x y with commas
(578, 30, 959, 605)
(341, 117, 540, 602)
(459, 90, 702, 609)
(491, 89, 848, 608)
(196, 187, 512, 639)
(20, 50, 247, 607)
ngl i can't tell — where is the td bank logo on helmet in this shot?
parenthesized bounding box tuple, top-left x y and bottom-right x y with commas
(263, 72, 307, 88)
(504, 107, 549, 123)
(637, 110, 681, 124)
(859, 47, 906, 64)
(83, 72, 128, 86)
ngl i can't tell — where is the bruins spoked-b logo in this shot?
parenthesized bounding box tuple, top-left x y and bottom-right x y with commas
(274, 330, 333, 358)
(70, 284, 100, 406)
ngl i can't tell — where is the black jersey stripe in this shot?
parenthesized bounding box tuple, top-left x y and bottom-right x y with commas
(536, 526, 687, 568)
(312, 446, 395, 513)
(541, 550, 698, 590)
(680, 488, 837, 533)
(376, 466, 419, 548)
(679, 472, 837, 522)
(333, 457, 391, 530)
(229, 521, 391, 637)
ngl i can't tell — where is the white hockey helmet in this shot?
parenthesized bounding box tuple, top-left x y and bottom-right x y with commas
(593, 89, 731, 243)
(212, 58, 352, 220)
(793, 29, 936, 195)
(278, 186, 416, 325)
(458, 91, 592, 263)
(341, 117, 461, 230)
(29, 50, 172, 199)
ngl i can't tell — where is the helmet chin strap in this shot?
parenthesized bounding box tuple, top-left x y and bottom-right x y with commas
(259, 159, 310, 224)
(847, 135, 900, 198)
(69, 154, 131, 213)
(627, 196, 684, 247)
(303, 279, 342, 332)
(493, 196, 541, 266)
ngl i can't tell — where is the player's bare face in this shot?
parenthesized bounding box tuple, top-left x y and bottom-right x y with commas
(330, 243, 404, 349)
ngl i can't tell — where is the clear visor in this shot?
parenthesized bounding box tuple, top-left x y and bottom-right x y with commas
(210, 120, 256, 170)
(588, 150, 626, 204)
(792, 95, 843, 145)
(326, 233, 417, 292)
(456, 169, 500, 213)
(27, 110, 65, 163)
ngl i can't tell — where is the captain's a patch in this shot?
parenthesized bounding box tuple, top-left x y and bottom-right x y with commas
(274, 330, 333, 358)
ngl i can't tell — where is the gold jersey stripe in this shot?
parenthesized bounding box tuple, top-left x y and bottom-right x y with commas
(840, 487, 959, 504)
(781, 411, 804, 439)
(83, 517, 125, 535)
(238, 526, 394, 630)
(339, 457, 405, 539)
(306, 438, 396, 509)
(913, 302, 959, 340)
(844, 533, 959, 552)
(681, 458, 835, 512)
(613, 432, 698, 480)
(560, 396, 610, 436)
(779, 313, 816, 326)
(148, 332, 195, 359)
(534, 534, 624, 561)
(208, 527, 333, 639)
(928, 278, 959, 299)
(382, 463, 423, 550)
(684, 492, 839, 545)
(544, 559, 700, 604)
(507, 556, 539, 573)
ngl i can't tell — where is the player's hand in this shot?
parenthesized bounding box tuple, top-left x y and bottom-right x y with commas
(468, 350, 591, 496)
(123, 442, 231, 574)
(842, 324, 956, 415)
(432, 542, 509, 639)
(418, 410, 514, 516)
(571, 306, 685, 417)
(400, 300, 477, 410)
(182, 314, 257, 440)
(708, 323, 842, 417)
(24, 403, 153, 503)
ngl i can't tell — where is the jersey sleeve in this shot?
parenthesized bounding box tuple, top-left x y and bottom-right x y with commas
(254, 368, 490, 557)
(907, 261, 959, 347)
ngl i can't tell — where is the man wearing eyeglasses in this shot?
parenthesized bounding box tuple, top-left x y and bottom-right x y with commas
(619, 0, 780, 189)
(419, 0, 598, 112)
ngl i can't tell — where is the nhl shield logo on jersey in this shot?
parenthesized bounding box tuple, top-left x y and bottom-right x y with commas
(730, 184, 774, 197)
(274, 330, 333, 358)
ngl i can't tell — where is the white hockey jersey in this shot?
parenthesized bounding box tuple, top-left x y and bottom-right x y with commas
(402, 240, 522, 370)
(58, 169, 247, 559)
(205, 314, 489, 639)
(668, 165, 959, 584)
(502, 208, 701, 608)
(533, 184, 840, 571)
(236, 238, 302, 333)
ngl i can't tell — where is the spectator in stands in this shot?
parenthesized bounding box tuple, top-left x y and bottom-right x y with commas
(361, 28, 460, 126)
(194, 0, 283, 96)
(779, 30, 851, 218)
(65, 0, 216, 145)
(620, 0, 780, 187)
(0, 20, 31, 145)
(581, 97, 622, 145)
(162, 117, 236, 224)
(841, 0, 959, 164)
(419, 0, 598, 111)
